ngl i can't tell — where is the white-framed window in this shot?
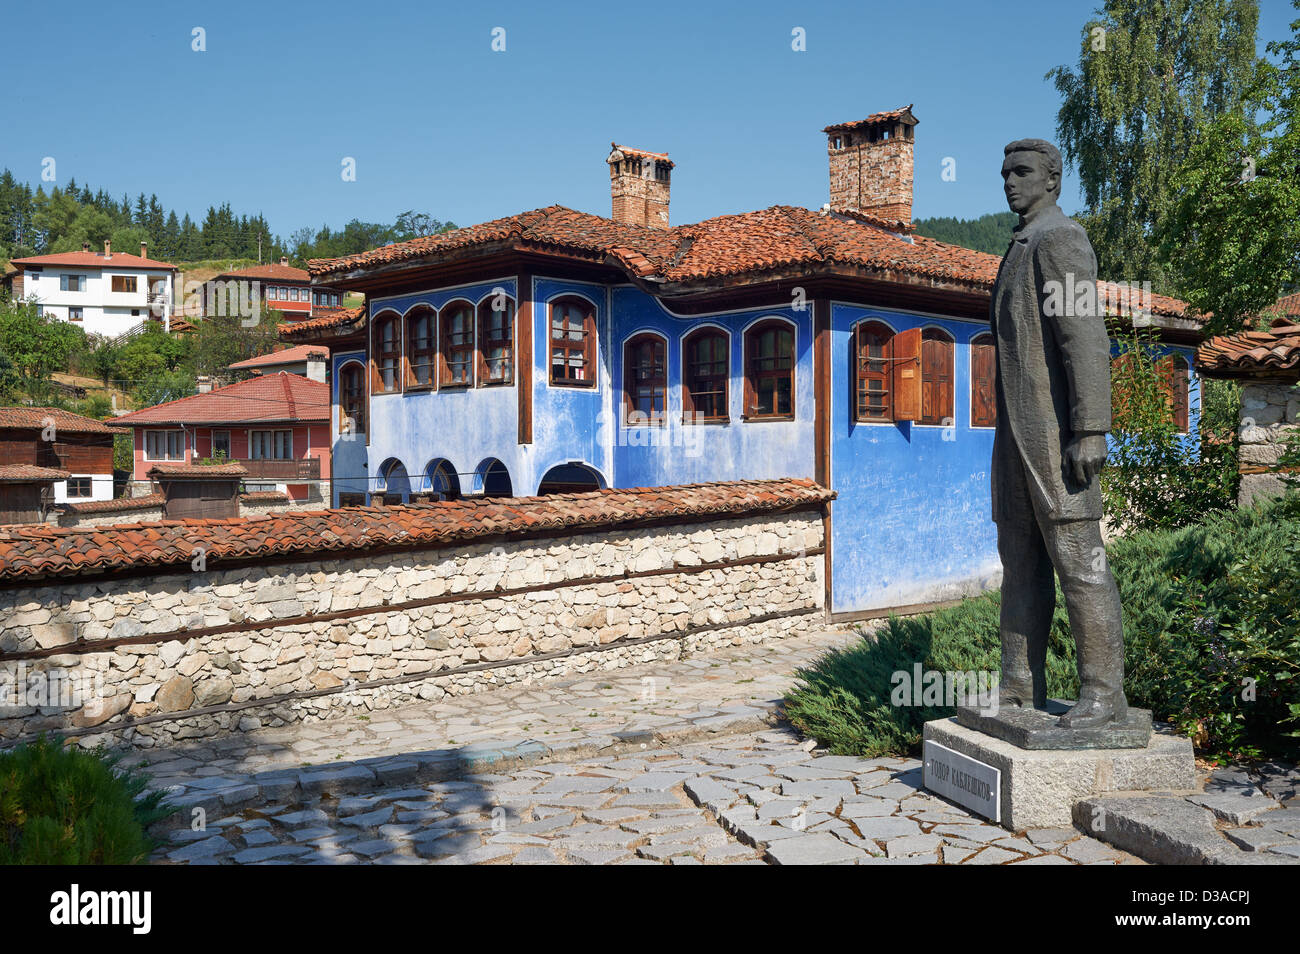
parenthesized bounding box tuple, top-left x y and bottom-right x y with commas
(60, 274, 85, 292)
(249, 429, 292, 459)
(145, 429, 186, 461)
(66, 477, 92, 497)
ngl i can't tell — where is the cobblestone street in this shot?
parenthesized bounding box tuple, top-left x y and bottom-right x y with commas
(143, 628, 1139, 865)
(158, 728, 1140, 865)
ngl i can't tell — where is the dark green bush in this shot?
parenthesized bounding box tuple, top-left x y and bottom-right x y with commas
(786, 495, 1300, 762)
(0, 736, 172, 864)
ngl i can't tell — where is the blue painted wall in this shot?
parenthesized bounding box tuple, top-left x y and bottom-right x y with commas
(828, 305, 1001, 612)
(329, 274, 1202, 616)
(330, 348, 370, 501)
(608, 287, 814, 487)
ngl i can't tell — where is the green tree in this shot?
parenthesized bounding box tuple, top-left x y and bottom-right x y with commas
(1049, 0, 1259, 292)
(0, 296, 85, 396)
(1160, 2, 1300, 333)
(912, 212, 1018, 255)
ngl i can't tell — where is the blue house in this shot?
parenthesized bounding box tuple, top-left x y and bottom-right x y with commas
(286, 108, 1203, 618)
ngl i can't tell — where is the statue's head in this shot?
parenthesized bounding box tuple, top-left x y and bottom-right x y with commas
(1001, 139, 1062, 216)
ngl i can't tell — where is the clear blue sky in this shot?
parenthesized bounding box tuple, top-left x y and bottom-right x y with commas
(5, 0, 1295, 237)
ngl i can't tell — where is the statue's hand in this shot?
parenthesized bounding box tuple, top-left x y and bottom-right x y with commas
(1065, 433, 1108, 485)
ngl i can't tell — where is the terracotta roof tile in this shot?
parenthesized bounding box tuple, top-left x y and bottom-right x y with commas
(147, 462, 249, 478)
(0, 465, 69, 482)
(1275, 292, 1300, 317)
(107, 372, 328, 426)
(11, 250, 176, 270)
(1197, 326, 1300, 378)
(305, 205, 1190, 319)
(214, 262, 309, 283)
(228, 344, 328, 370)
(63, 494, 165, 514)
(0, 407, 114, 434)
(241, 491, 289, 503)
(610, 143, 674, 168)
(279, 305, 366, 340)
(0, 478, 833, 583)
(823, 105, 917, 133)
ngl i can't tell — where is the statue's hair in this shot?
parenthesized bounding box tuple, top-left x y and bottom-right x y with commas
(1004, 139, 1062, 195)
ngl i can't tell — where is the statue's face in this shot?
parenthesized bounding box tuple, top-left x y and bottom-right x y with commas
(1001, 151, 1058, 215)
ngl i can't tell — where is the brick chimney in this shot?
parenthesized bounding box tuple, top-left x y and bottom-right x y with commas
(608, 144, 673, 229)
(140, 241, 148, 259)
(82, 241, 90, 252)
(103, 239, 112, 258)
(824, 106, 918, 227)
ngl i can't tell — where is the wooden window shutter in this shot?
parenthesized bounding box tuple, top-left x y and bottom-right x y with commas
(891, 327, 922, 421)
(1174, 356, 1189, 432)
(971, 335, 996, 427)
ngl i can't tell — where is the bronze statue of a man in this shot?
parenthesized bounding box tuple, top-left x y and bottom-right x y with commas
(990, 138, 1127, 730)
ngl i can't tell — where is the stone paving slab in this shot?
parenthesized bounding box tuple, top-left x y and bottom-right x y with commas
(1075, 765, 1300, 865)
(154, 728, 1138, 866)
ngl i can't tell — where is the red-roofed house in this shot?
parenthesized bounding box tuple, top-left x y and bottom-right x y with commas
(108, 372, 330, 503)
(0, 407, 115, 507)
(291, 107, 1206, 616)
(9, 240, 177, 338)
(203, 257, 344, 322)
(228, 344, 328, 382)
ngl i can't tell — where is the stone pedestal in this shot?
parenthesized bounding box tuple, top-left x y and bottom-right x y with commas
(923, 716, 1195, 830)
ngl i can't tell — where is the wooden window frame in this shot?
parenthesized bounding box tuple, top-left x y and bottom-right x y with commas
(249, 429, 293, 460)
(405, 307, 437, 389)
(682, 327, 730, 424)
(919, 327, 955, 426)
(439, 300, 475, 388)
(549, 297, 597, 388)
(211, 429, 232, 459)
(623, 332, 668, 426)
(969, 332, 997, 428)
(477, 296, 515, 387)
(65, 477, 92, 498)
(743, 319, 796, 421)
(853, 320, 895, 423)
(110, 275, 137, 293)
(338, 360, 367, 436)
(1158, 353, 1190, 434)
(144, 429, 186, 462)
(371, 312, 402, 394)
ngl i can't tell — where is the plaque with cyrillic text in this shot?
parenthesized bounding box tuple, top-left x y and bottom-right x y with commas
(923, 740, 1001, 823)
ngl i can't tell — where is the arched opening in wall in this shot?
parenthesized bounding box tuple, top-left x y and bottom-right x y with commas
(420, 458, 461, 500)
(375, 457, 411, 505)
(537, 462, 604, 495)
(338, 360, 367, 436)
(473, 458, 513, 498)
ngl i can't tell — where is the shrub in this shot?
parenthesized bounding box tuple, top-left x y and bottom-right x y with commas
(786, 496, 1300, 762)
(1102, 331, 1239, 532)
(0, 737, 172, 864)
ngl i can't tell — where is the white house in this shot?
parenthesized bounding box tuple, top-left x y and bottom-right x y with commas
(9, 240, 177, 338)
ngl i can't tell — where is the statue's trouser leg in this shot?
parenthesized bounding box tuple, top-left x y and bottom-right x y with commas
(1038, 518, 1126, 703)
(995, 505, 1054, 709)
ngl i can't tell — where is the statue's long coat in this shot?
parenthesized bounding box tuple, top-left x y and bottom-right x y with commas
(990, 204, 1113, 523)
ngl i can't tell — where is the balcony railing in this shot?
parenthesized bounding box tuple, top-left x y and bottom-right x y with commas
(234, 458, 321, 480)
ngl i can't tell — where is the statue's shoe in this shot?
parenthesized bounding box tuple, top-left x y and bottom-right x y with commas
(1058, 691, 1129, 729)
(997, 681, 1033, 708)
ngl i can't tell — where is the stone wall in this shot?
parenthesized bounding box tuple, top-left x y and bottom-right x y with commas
(1238, 381, 1300, 506)
(0, 508, 825, 749)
